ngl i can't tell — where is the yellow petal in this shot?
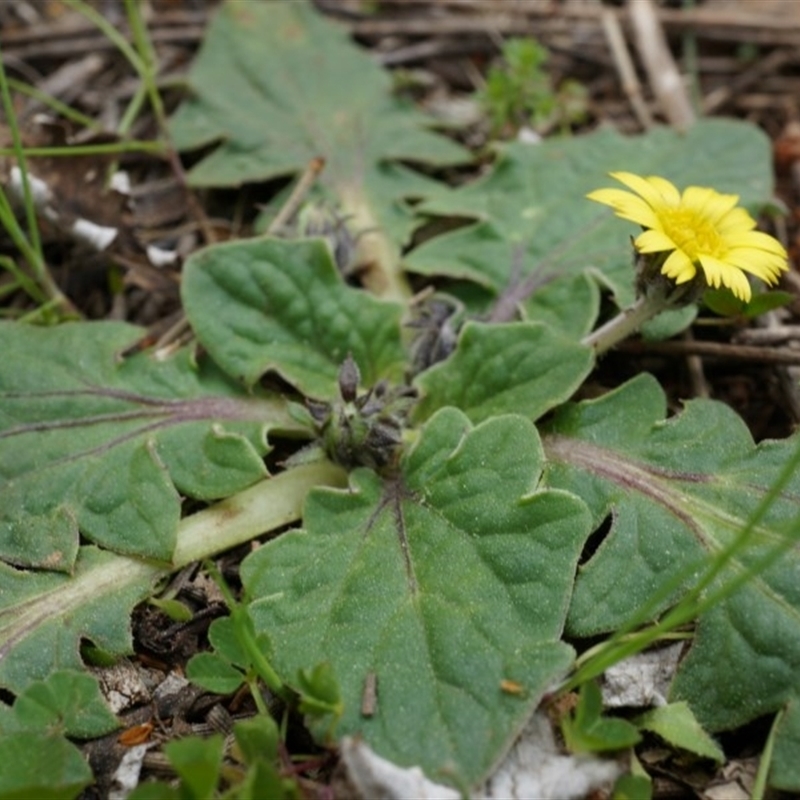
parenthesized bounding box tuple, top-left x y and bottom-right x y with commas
(609, 171, 679, 208)
(727, 270, 752, 302)
(698, 254, 754, 301)
(586, 188, 660, 228)
(725, 250, 787, 282)
(635, 229, 677, 253)
(643, 175, 682, 206)
(661, 248, 695, 282)
(681, 186, 717, 214)
(725, 230, 788, 257)
(713, 261, 751, 301)
(716, 207, 756, 233)
(681, 186, 739, 223)
(697, 255, 725, 290)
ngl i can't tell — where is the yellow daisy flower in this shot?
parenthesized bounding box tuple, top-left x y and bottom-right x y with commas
(587, 171, 788, 302)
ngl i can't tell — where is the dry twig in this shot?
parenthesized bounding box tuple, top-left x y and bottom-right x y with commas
(600, 7, 653, 130)
(627, 0, 695, 131)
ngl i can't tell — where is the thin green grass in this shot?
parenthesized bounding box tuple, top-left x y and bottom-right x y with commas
(0, 0, 169, 317)
(0, 54, 72, 317)
(567, 429, 800, 691)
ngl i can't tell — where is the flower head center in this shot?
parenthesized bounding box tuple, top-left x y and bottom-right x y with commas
(660, 208, 722, 261)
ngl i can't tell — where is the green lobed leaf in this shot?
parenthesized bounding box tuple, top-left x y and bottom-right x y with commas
(186, 617, 260, 694)
(524, 272, 600, 338)
(207, 616, 251, 669)
(181, 237, 406, 398)
(170, 1, 465, 190)
(0, 322, 302, 570)
(413, 321, 594, 424)
(542, 374, 800, 734)
(0, 730, 92, 800)
(242, 407, 592, 785)
(170, 0, 468, 298)
(0, 546, 161, 694)
(1, 462, 344, 697)
(0, 670, 117, 740)
(406, 119, 775, 330)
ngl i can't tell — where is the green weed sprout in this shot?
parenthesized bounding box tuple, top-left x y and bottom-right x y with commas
(479, 38, 587, 136)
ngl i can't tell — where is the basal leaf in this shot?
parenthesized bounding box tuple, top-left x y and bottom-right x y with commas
(181, 237, 406, 398)
(243, 407, 591, 785)
(0, 463, 344, 697)
(170, 1, 464, 191)
(0, 322, 301, 569)
(407, 120, 774, 329)
(413, 321, 593, 424)
(170, 1, 467, 297)
(524, 272, 600, 338)
(542, 375, 800, 735)
(0, 546, 161, 694)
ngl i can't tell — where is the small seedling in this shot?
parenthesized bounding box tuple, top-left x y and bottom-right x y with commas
(478, 37, 588, 135)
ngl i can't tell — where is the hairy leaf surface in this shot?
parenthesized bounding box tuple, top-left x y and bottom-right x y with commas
(0, 669, 117, 739)
(406, 120, 774, 332)
(243, 407, 591, 784)
(0, 322, 301, 569)
(170, 0, 467, 298)
(0, 461, 344, 697)
(0, 546, 160, 693)
(0, 730, 92, 798)
(542, 375, 800, 734)
(413, 321, 593, 424)
(182, 237, 406, 397)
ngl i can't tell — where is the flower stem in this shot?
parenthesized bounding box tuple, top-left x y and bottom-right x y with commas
(582, 290, 673, 356)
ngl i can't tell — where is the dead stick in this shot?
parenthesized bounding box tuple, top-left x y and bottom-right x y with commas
(628, 0, 695, 131)
(266, 156, 326, 235)
(620, 339, 800, 365)
(601, 8, 654, 130)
